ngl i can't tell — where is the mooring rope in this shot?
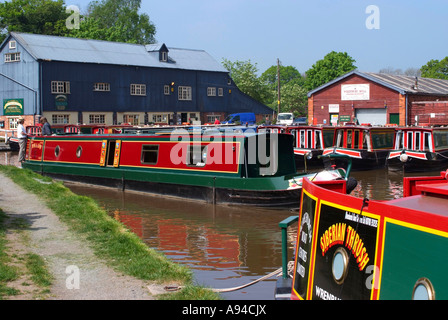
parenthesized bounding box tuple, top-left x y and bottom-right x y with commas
(163, 265, 291, 293)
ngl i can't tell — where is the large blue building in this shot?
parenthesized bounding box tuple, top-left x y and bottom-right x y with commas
(0, 32, 272, 129)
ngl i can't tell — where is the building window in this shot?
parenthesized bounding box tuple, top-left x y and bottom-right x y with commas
(89, 114, 105, 124)
(8, 118, 19, 130)
(164, 85, 170, 95)
(161, 51, 168, 62)
(94, 83, 110, 92)
(207, 115, 220, 123)
(178, 86, 192, 101)
(131, 84, 146, 96)
(141, 145, 159, 164)
(9, 41, 16, 49)
(4, 52, 20, 62)
(152, 114, 168, 123)
(218, 88, 223, 96)
(207, 87, 216, 96)
(123, 114, 139, 125)
(51, 81, 71, 94)
(52, 114, 70, 124)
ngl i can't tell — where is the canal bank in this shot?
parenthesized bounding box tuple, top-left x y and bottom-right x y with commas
(0, 165, 219, 300)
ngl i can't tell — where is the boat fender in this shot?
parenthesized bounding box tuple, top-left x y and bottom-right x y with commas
(445, 169, 448, 180)
(346, 177, 358, 194)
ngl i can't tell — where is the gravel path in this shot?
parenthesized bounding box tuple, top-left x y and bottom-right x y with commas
(0, 171, 167, 300)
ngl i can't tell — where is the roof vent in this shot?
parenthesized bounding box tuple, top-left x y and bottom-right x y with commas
(413, 77, 419, 90)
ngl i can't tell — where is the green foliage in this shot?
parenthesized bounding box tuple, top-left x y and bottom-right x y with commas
(69, 0, 156, 44)
(420, 57, 448, 80)
(260, 65, 307, 116)
(0, 0, 69, 39)
(304, 51, 357, 90)
(222, 58, 271, 105)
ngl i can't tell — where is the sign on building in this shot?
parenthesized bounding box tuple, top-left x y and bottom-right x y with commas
(341, 84, 370, 101)
(3, 99, 24, 115)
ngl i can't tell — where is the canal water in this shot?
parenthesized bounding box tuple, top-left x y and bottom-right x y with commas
(0, 151, 443, 299)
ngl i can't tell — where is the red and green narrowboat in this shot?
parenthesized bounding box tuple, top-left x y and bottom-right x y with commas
(323, 125, 395, 171)
(22, 130, 350, 208)
(387, 126, 448, 172)
(276, 170, 448, 299)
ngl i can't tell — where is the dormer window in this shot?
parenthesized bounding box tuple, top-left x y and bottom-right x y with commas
(161, 51, 168, 62)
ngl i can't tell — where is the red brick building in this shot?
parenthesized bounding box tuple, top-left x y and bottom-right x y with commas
(307, 71, 448, 126)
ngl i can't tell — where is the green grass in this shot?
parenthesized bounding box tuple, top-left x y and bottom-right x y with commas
(0, 209, 20, 299)
(0, 165, 221, 300)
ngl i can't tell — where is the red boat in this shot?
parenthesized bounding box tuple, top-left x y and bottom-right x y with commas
(276, 169, 448, 299)
(387, 126, 448, 172)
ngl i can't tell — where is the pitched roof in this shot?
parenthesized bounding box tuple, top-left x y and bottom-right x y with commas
(8, 32, 227, 73)
(307, 70, 448, 97)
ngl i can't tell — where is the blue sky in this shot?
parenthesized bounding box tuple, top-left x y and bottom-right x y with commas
(71, 0, 448, 75)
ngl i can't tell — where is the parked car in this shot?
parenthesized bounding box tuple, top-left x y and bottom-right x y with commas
(221, 112, 256, 125)
(293, 117, 308, 125)
(277, 113, 294, 125)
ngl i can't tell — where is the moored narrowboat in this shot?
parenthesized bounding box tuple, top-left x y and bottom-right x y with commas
(22, 130, 350, 208)
(276, 170, 448, 300)
(323, 125, 395, 170)
(387, 126, 448, 172)
(258, 125, 335, 170)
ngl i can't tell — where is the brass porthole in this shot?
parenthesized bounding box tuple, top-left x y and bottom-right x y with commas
(55, 145, 60, 157)
(412, 278, 435, 300)
(76, 146, 82, 158)
(332, 247, 349, 284)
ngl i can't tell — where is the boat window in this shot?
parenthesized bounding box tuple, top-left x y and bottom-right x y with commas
(106, 141, 116, 166)
(395, 131, 403, 150)
(315, 131, 322, 149)
(290, 130, 298, 148)
(187, 145, 208, 166)
(371, 131, 394, 149)
(433, 131, 448, 150)
(300, 130, 305, 148)
(76, 146, 82, 158)
(307, 130, 313, 148)
(336, 130, 343, 147)
(424, 133, 432, 152)
(362, 131, 370, 150)
(55, 145, 60, 157)
(346, 130, 352, 148)
(141, 145, 159, 164)
(353, 130, 360, 149)
(415, 132, 421, 151)
(407, 132, 413, 150)
(323, 130, 335, 147)
(412, 278, 435, 300)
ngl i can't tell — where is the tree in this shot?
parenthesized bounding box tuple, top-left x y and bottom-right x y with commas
(260, 64, 307, 115)
(222, 58, 270, 105)
(420, 57, 448, 80)
(260, 65, 304, 89)
(69, 0, 156, 44)
(304, 51, 357, 91)
(279, 82, 308, 116)
(0, 0, 70, 42)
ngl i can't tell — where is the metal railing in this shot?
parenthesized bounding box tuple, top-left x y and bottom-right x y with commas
(279, 215, 299, 279)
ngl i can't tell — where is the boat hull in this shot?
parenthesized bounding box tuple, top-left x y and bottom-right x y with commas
(23, 160, 303, 208)
(387, 150, 448, 173)
(323, 148, 389, 171)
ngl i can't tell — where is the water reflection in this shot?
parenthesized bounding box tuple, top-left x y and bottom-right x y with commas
(66, 184, 297, 300)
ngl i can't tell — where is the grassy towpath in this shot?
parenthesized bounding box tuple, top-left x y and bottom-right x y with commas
(0, 165, 220, 300)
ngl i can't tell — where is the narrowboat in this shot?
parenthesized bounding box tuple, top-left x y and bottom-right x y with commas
(387, 126, 448, 172)
(276, 170, 448, 300)
(22, 130, 350, 208)
(258, 125, 335, 170)
(322, 125, 395, 170)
